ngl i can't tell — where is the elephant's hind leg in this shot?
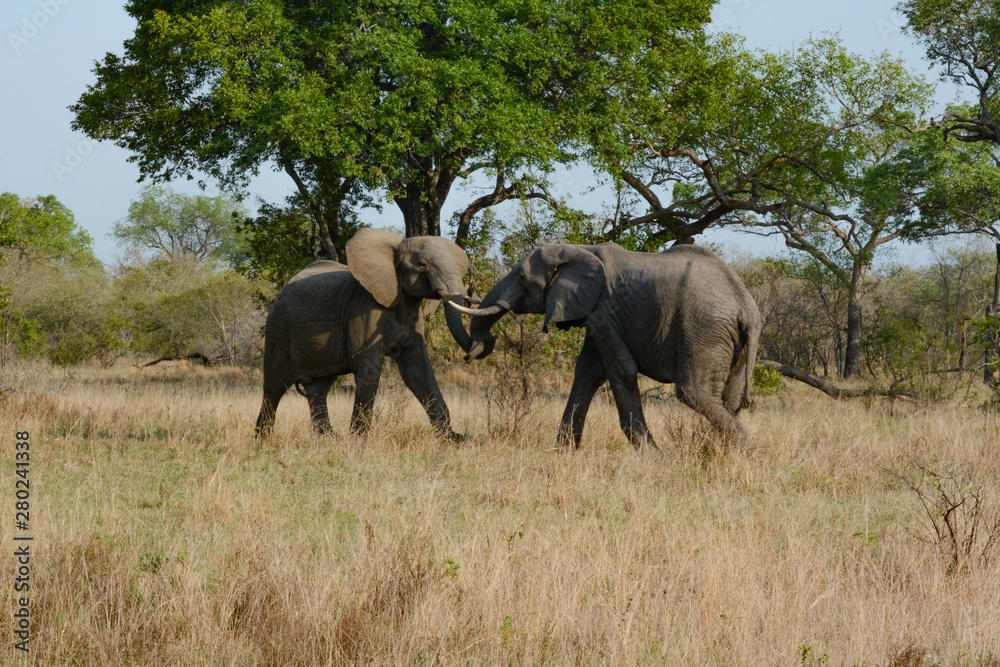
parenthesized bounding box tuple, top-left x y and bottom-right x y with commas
(676, 381, 749, 449)
(256, 382, 288, 437)
(303, 378, 336, 434)
(722, 340, 751, 415)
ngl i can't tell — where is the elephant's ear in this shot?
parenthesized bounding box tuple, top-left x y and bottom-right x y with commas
(440, 237, 470, 277)
(346, 227, 403, 308)
(539, 244, 606, 332)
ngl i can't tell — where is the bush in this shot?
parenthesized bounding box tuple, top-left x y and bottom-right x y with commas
(752, 364, 784, 395)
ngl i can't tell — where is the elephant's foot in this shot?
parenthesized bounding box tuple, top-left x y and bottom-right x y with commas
(554, 429, 581, 451)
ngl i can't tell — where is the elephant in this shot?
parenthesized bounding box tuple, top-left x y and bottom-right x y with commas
(255, 227, 479, 438)
(447, 242, 761, 451)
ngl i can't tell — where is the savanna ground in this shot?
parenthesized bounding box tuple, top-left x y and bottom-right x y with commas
(2, 360, 1000, 666)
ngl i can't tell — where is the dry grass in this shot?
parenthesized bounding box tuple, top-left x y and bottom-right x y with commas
(2, 360, 1000, 665)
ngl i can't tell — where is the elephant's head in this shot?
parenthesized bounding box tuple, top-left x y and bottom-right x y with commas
(346, 227, 478, 351)
(448, 243, 606, 360)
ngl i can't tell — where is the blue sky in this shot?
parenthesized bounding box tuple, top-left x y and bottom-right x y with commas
(0, 1, 964, 264)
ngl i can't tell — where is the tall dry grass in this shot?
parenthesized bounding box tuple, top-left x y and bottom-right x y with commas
(2, 360, 1000, 665)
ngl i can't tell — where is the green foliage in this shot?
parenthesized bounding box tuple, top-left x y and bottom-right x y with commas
(8, 317, 44, 358)
(113, 259, 264, 363)
(899, 0, 1000, 144)
(0, 196, 113, 367)
(72, 0, 717, 240)
(22, 265, 128, 368)
(0, 192, 98, 267)
(235, 196, 363, 289)
(594, 36, 934, 247)
(751, 365, 784, 396)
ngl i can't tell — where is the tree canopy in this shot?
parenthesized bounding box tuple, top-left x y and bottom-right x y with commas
(585, 37, 933, 247)
(899, 0, 1000, 143)
(71, 0, 718, 259)
(0, 193, 98, 268)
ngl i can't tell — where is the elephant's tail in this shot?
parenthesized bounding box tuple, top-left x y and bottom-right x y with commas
(739, 308, 760, 411)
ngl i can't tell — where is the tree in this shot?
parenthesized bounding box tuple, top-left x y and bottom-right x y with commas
(726, 45, 934, 378)
(899, 0, 1000, 144)
(112, 186, 247, 265)
(584, 38, 932, 255)
(70, 0, 717, 255)
(0, 194, 114, 367)
(890, 126, 1000, 382)
(0, 193, 98, 267)
(900, 0, 1000, 383)
(582, 37, 933, 378)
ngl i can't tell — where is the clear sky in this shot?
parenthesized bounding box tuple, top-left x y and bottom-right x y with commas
(0, 1, 964, 264)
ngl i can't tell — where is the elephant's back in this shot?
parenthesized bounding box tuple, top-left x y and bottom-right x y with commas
(270, 262, 372, 327)
(603, 245, 755, 380)
(286, 260, 351, 285)
(278, 263, 358, 304)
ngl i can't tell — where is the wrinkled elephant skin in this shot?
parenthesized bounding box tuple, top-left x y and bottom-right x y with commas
(255, 229, 474, 438)
(452, 242, 761, 451)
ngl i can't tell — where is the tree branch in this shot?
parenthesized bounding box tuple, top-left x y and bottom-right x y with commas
(758, 360, 916, 399)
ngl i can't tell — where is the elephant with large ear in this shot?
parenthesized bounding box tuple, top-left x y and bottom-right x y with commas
(447, 242, 761, 451)
(255, 227, 479, 438)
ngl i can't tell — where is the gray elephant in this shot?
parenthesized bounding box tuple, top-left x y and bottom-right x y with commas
(448, 242, 761, 451)
(255, 227, 477, 438)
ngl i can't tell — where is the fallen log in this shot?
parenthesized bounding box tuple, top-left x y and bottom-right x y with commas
(757, 360, 917, 400)
(140, 353, 217, 368)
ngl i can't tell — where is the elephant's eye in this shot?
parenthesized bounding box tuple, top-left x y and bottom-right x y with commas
(417, 261, 428, 271)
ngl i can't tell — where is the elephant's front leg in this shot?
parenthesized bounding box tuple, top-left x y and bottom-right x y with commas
(557, 335, 608, 449)
(393, 336, 457, 439)
(350, 353, 385, 434)
(597, 340, 660, 453)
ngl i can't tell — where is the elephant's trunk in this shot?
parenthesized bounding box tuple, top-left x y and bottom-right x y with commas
(445, 294, 473, 352)
(463, 273, 521, 360)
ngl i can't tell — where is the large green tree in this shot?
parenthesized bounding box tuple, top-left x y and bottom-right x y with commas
(71, 0, 716, 260)
(889, 125, 1000, 382)
(0, 193, 98, 267)
(588, 38, 931, 250)
(578, 37, 933, 378)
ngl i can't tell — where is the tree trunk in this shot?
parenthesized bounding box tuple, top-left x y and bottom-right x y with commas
(315, 215, 341, 262)
(392, 153, 460, 238)
(986, 242, 1000, 386)
(843, 265, 866, 379)
(395, 181, 440, 238)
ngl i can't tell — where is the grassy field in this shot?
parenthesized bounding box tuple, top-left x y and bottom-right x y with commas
(2, 360, 1000, 665)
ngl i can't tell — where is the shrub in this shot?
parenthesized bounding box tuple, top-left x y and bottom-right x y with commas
(752, 364, 784, 395)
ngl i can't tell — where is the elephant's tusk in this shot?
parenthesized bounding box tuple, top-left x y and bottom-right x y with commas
(466, 340, 486, 360)
(445, 301, 506, 316)
(463, 295, 482, 304)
